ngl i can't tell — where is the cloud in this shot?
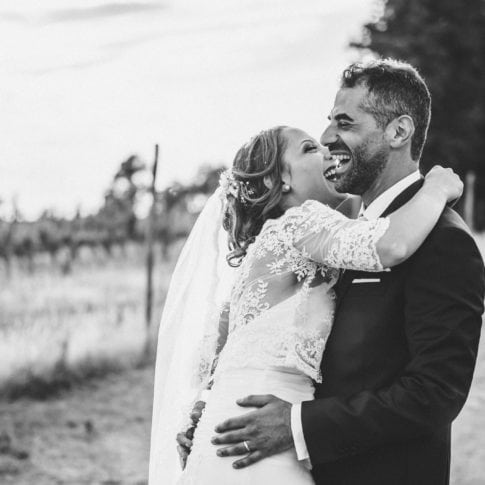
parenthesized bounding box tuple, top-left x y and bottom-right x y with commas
(30, 56, 116, 75)
(0, 2, 167, 26)
(46, 2, 166, 23)
(0, 11, 29, 24)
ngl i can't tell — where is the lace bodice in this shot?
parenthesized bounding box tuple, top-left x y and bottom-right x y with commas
(206, 200, 390, 383)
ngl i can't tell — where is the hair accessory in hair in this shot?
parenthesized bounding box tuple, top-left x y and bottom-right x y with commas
(242, 180, 256, 197)
(219, 169, 240, 200)
(219, 170, 257, 206)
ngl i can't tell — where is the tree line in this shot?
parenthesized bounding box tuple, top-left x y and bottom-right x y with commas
(0, 156, 223, 276)
(352, 0, 485, 229)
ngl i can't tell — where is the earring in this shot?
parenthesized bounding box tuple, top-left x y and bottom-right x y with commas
(282, 183, 291, 193)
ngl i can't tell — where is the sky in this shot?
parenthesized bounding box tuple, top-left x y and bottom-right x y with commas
(0, 0, 377, 219)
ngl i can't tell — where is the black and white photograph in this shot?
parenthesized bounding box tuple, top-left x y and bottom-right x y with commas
(0, 1, 484, 484)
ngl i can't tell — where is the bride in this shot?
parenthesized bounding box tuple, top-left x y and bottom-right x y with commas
(149, 126, 462, 484)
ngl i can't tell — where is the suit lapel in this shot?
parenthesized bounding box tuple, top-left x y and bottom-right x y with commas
(380, 178, 424, 217)
(335, 178, 424, 305)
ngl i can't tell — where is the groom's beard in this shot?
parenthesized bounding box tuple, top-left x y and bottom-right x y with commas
(335, 141, 389, 195)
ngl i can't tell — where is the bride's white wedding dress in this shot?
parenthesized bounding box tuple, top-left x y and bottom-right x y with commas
(174, 200, 389, 485)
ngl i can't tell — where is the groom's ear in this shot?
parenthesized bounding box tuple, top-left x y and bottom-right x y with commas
(386, 115, 415, 150)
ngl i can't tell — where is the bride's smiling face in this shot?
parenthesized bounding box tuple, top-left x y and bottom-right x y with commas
(280, 127, 347, 209)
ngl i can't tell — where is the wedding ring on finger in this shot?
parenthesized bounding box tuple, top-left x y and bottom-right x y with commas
(243, 440, 251, 453)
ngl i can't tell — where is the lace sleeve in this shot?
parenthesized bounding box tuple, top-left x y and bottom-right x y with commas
(284, 200, 390, 272)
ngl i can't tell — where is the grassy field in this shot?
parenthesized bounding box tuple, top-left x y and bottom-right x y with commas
(0, 244, 176, 397)
(0, 236, 484, 484)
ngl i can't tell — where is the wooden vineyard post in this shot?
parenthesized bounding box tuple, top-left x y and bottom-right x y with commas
(144, 144, 159, 358)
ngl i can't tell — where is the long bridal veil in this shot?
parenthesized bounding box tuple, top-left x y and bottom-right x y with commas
(149, 188, 236, 484)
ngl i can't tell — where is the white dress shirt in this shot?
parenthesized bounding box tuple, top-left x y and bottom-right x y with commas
(361, 171, 422, 220)
(290, 170, 421, 465)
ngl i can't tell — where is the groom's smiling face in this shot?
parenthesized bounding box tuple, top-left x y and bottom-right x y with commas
(321, 85, 391, 195)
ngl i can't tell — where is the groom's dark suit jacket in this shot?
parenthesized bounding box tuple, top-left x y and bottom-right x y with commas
(302, 180, 485, 485)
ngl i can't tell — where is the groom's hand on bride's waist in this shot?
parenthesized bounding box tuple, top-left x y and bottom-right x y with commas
(211, 394, 293, 469)
(176, 400, 206, 469)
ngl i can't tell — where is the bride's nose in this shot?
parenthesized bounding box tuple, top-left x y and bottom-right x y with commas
(321, 146, 332, 160)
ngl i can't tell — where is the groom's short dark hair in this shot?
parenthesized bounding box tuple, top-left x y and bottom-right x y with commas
(341, 58, 431, 161)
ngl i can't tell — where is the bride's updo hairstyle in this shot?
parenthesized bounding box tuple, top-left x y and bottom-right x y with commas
(222, 126, 288, 267)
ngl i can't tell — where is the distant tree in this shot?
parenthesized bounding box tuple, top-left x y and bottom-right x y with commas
(13, 229, 36, 274)
(38, 211, 62, 263)
(0, 197, 22, 276)
(113, 155, 147, 239)
(153, 164, 225, 258)
(96, 155, 148, 253)
(352, 0, 485, 229)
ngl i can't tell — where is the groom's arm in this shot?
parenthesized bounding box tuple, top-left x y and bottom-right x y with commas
(301, 224, 485, 465)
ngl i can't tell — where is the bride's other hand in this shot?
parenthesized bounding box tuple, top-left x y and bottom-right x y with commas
(423, 165, 463, 205)
(211, 394, 293, 469)
(176, 400, 206, 469)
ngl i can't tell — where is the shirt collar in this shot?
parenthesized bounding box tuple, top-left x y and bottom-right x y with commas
(361, 171, 422, 220)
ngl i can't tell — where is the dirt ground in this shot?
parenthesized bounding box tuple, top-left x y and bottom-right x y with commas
(0, 367, 154, 484)
(1, 337, 484, 485)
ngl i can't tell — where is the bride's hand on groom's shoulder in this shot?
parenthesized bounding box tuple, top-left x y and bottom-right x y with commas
(176, 400, 206, 469)
(211, 394, 293, 469)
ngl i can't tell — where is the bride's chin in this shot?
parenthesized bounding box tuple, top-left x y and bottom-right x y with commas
(320, 180, 347, 209)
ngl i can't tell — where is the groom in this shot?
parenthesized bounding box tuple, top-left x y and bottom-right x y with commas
(180, 59, 485, 484)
